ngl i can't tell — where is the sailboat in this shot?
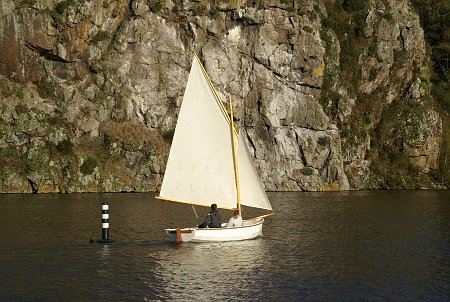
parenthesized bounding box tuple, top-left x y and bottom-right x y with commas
(156, 54, 273, 243)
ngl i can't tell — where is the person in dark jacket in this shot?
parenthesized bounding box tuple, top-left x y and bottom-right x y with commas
(198, 203, 222, 228)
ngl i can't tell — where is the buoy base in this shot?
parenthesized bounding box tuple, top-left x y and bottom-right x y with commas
(96, 238, 115, 244)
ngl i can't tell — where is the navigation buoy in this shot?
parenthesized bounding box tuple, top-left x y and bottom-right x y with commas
(96, 202, 114, 244)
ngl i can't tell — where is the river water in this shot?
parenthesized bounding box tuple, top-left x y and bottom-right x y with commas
(0, 191, 449, 301)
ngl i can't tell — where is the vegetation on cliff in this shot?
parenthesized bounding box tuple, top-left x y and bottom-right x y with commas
(410, 0, 450, 186)
(320, 0, 447, 188)
(0, 0, 447, 192)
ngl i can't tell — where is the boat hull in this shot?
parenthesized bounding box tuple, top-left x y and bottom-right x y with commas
(165, 218, 264, 242)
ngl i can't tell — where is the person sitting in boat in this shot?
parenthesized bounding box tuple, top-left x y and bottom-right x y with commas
(226, 209, 243, 227)
(198, 203, 222, 228)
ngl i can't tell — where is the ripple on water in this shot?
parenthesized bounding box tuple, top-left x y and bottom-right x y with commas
(0, 191, 449, 301)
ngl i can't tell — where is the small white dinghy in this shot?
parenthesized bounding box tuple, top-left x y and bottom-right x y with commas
(165, 218, 265, 243)
(157, 54, 273, 243)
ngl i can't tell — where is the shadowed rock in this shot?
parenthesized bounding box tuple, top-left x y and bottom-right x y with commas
(26, 42, 71, 63)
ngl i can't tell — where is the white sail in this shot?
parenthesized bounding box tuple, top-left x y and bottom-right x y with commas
(159, 56, 237, 209)
(237, 133, 272, 211)
(158, 55, 272, 212)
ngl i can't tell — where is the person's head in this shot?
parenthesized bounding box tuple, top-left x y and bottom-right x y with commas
(211, 203, 217, 211)
(233, 209, 240, 216)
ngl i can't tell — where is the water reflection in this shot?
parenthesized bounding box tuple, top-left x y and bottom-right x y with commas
(153, 239, 265, 300)
(98, 245, 112, 259)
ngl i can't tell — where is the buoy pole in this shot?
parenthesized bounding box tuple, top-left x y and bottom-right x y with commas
(102, 202, 110, 239)
(97, 202, 114, 244)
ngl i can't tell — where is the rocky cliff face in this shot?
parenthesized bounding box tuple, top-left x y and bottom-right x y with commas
(0, 0, 446, 193)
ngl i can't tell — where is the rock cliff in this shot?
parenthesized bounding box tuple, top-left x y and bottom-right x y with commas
(0, 0, 447, 193)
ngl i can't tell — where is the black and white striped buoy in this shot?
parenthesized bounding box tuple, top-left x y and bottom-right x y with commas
(97, 202, 114, 244)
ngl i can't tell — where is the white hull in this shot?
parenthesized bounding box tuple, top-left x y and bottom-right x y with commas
(165, 218, 264, 243)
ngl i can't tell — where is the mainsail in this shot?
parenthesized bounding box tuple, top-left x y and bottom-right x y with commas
(158, 55, 271, 211)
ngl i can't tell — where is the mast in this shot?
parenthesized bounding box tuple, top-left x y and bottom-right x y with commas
(229, 97, 241, 214)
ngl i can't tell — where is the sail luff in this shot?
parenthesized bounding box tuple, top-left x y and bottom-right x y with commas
(194, 53, 229, 123)
(194, 54, 239, 139)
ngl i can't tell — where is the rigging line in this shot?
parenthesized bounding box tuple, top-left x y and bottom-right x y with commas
(193, 53, 239, 138)
(194, 53, 228, 118)
(191, 203, 199, 219)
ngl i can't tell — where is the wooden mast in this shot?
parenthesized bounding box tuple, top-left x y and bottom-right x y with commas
(229, 97, 241, 215)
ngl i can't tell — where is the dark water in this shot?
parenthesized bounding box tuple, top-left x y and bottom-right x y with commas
(0, 191, 449, 301)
